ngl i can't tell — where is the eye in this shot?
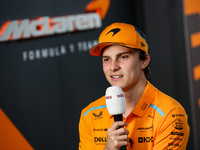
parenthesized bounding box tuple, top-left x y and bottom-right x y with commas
(120, 55, 129, 60)
(102, 57, 110, 62)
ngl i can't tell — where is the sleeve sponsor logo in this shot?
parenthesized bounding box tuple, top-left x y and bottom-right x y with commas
(168, 142, 180, 147)
(171, 114, 184, 117)
(170, 137, 182, 141)
(172, 119, 184, 130)
(171, 131, 184, 136)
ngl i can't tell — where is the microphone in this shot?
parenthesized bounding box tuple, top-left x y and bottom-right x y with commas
(105, 86, 127, 150)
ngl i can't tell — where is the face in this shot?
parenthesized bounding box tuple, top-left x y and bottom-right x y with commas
(102, 45, 149, 91)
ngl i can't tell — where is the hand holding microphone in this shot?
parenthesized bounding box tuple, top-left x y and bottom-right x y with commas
(105, 86, 128, 150)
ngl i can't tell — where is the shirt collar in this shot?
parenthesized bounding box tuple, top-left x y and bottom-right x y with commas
(132, 81, 157, 117)
(107, 81, 157, 118)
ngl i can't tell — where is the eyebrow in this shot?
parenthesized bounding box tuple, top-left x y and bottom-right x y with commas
(102, 51, 133, 58)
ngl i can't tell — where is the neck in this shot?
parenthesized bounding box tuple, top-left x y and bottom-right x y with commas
(123, 77, 147, 118)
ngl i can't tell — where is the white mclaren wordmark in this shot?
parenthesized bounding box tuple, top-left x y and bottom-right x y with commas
(0, 13, 101, 42)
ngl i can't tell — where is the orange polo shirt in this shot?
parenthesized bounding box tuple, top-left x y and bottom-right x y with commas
(79, 82, 190, 150)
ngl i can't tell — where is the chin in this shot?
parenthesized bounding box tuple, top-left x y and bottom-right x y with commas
(110, 83, 124, 89)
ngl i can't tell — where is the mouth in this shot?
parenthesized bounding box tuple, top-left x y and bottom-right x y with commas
(111, 75, 123, 79)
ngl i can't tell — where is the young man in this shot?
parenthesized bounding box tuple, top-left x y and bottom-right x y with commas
(79, 22, 190, 150)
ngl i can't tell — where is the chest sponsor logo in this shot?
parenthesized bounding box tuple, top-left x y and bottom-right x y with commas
(93, 111, 103, 120)
(138, 136, 153, 143)
(93, 128, 107, 132)
(173, 119, 184, 130)
(137, 125, 153, 132)
(94, 137, 107, 144)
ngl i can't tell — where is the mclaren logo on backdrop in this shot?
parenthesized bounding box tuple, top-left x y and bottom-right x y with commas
(0, 0, 110, 42)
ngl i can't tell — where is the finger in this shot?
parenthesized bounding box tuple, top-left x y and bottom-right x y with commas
(116, 134, 129, 141)
(116, 127, 129, 136)
(115, 140, 130, 148)
(114, 121, 128, 130)
(107, 121, 127, 132)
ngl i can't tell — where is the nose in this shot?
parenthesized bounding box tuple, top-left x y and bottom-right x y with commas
(110, 60, 120, 72)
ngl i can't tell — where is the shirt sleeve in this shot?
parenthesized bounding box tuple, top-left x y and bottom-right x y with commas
(79, 109, 95, 150)
(153, 106, 190, 150)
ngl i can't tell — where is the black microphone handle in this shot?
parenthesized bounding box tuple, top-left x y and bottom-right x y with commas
(113, 114, 127, 150)
(114, 114, 123, 122)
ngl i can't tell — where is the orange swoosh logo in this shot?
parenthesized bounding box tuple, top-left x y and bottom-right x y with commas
(184, 0, 200, 15)
(0, 108, 34, 149)
(86, 0, 110, 19)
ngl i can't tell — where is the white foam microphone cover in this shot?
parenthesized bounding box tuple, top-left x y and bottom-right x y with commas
(105, 86, 126, 115)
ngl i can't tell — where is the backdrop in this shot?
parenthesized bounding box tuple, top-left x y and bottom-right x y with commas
(0, 0, 199, 149)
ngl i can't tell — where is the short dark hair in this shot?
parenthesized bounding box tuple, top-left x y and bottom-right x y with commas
(137, 49, 151, 79)
(133, 28, 150, 78)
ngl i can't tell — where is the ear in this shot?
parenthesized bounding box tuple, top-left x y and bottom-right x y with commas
(141, 53, 150, 69)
